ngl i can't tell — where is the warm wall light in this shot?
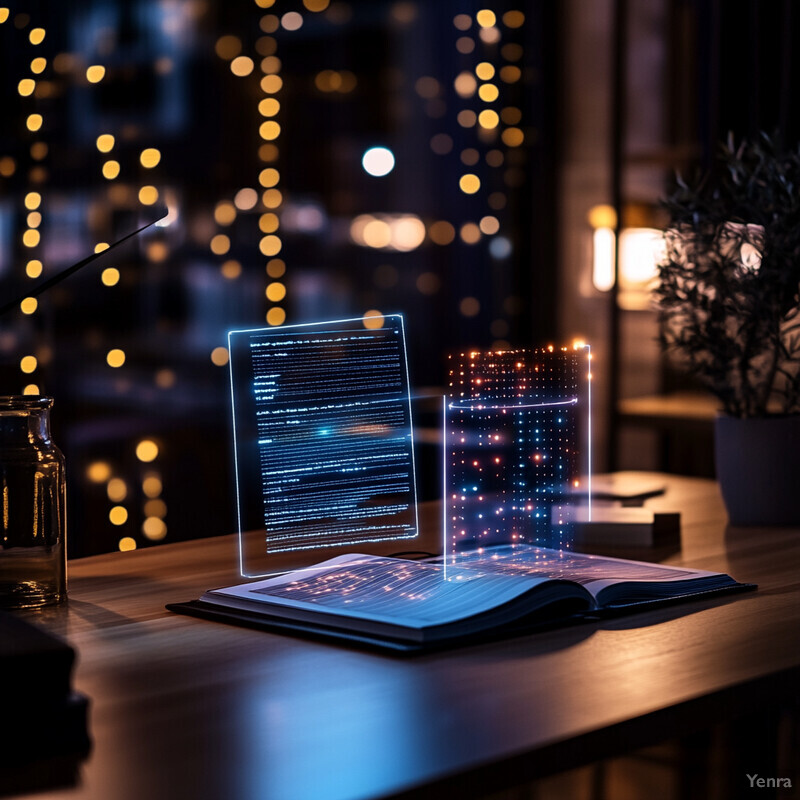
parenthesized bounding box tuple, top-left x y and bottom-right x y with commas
(592, 227, 615, 292)
(588, 204, 665, 299)
(620, 228, 665, 288)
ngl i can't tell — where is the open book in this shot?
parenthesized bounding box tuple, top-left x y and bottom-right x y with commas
(169, 545, 752, 652)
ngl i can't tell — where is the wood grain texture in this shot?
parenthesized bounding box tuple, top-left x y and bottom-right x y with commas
(12, 474, 800, 800)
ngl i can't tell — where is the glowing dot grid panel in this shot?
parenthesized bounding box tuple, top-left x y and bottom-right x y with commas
(445, 347, 591, 558)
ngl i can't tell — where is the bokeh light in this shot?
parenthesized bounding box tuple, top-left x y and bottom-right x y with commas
(136, 440, 159, 462)
(361, 147, 395, 177)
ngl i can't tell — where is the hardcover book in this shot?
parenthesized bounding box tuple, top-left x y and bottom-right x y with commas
(169, 544, 752, 652)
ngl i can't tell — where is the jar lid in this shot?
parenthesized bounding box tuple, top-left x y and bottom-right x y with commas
(0, 396, 53, 410)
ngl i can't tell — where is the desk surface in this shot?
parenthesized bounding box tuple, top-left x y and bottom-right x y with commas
(15, 474, 800, 800)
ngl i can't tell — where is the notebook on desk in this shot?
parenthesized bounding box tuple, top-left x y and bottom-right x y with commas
(168, 316, 754, 653)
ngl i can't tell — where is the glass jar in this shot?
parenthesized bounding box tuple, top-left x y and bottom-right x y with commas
(0, 396, 66, 608)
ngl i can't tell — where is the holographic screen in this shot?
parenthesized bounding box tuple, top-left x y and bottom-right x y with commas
(228, 316, 419, 578)
(443, 345, 592, 561)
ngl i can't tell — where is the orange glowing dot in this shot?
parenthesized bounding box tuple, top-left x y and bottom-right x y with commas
(215, 35, 242, 60)
(107, 478, 128, 502)
(96, 134, 115, 153)
(460, 223, 481, 244)
(22, 229, 40, 248)
(118, 536, 137, 552)
(136, 440, 159, 462)
(86, 65, 105, 83)
(457, 110, 477, 128)
(266, 258, 285, 278)
(259, 120, 281, 140)
(210, 347, 229, 366)
(266, 307, 286, 326)
(142, 474, 162, 497)
(265, 281, 286, 302)
(478, 83, 499, 102)
(363, 310, 384, 329)
(221, 260, 241, 279)
(26, 260, 43, 278)
(459, 174, 480, 194)
(138, 185, 159, 205)
(109, 506, 128, 525)
(214, 202, 237, 226)
(154, 369, 175, 388)
(26, 114, 43, 132)
(142, 517, 167, 541)
(146, 242, 169, 262)
(106, 349, 126, 368)
(102, 160, 120, 180)
(261, 188, 283, 208)
(500, 65, 522, 83)
(259, 235, 282, 257)
(87, 462, 112, 483)
(101, 268, 120, 287)
(261, 56, 281, 74)
(20, 297, 37, 315)
(29, 28, 46, 45)
(230, 56, 254, 76)
(259, 167, 280, 188)
(475, 62, 495, 81)
(503, 10, 525, 27)
(259, 212, 279, 233)
(260, 74, 283, 94)
(259, 97, 280, 116)
(502, 127, 524, 147)
(210, 234, 231, 255)
(140, 148, 161, 168)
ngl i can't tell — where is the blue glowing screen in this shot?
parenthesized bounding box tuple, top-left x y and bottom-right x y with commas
(228, 316, 418, 577)
(444, 347, 591, 557)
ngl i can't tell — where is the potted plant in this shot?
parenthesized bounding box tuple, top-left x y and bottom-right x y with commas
(656, 132, 800, 525)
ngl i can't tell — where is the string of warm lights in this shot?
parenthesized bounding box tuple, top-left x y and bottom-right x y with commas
(13, 21, 49, 395)
(447, 9, 525, 345)
(257, 1, 286, 328)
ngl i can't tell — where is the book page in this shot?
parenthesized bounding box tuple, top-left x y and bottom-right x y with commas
(436, 544, 721, 597)
(211, 553, 553, 629)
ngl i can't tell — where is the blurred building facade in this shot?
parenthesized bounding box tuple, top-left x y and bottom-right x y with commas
(1, 0, 798, 555)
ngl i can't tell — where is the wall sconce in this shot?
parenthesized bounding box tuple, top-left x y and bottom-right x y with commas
(588, 204, 666, 309)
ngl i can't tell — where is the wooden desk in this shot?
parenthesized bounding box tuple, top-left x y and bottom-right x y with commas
(13, 475, 800, 800)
